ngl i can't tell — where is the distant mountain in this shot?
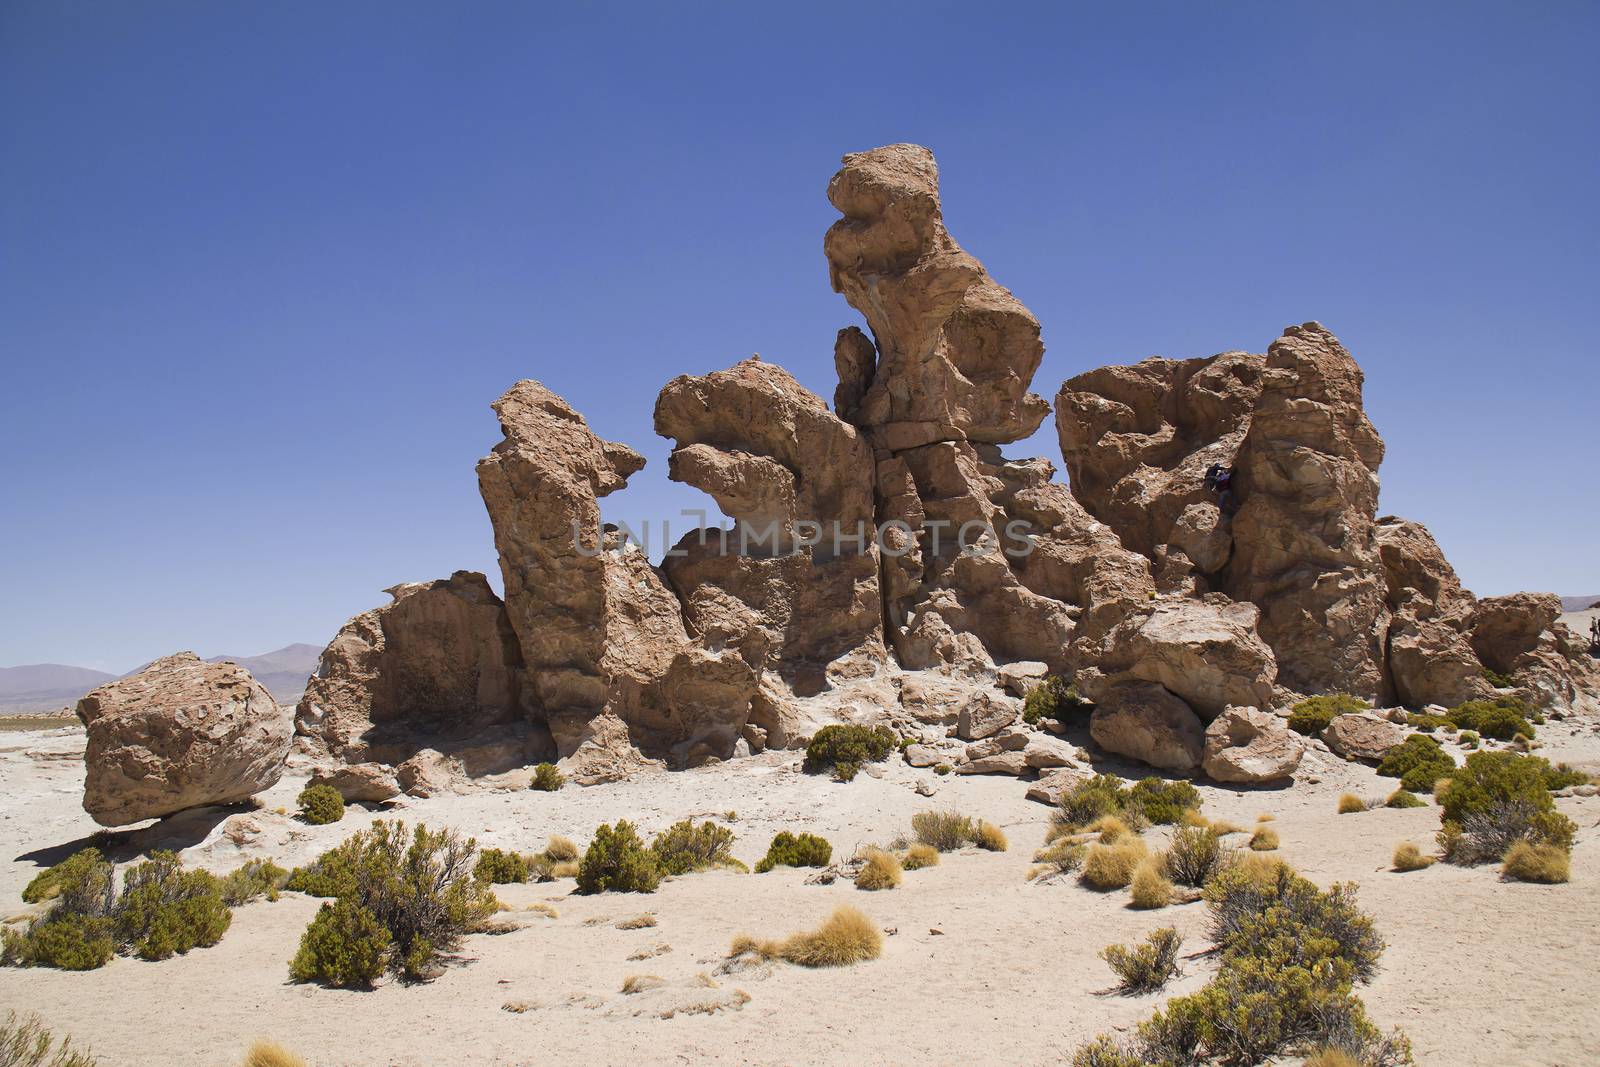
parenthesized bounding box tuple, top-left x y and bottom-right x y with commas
(1559, 595, 1600, 612)
(0, 643, 320, 714)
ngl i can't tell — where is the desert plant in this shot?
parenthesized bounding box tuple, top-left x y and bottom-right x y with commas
(1447, 696, 1535, 741)
(474, 848, 529, 884)
(113, 850, 232, 960)
(1376, 734, 1457, 793)
(543, 835, 580, 863)
(19, 850, 110, 908)
(1384, 789, 1427, 809)
(1056, 775, 1131, 831)
(1081, 839, 1148, 890)
(1089, 815, 1133, 843)
(1436, 750, 1577, 865)
(974, 821, 1008, 851)
(854, 849, 902, 890)
(577, 820, 663, 894)
(650, 819, 736, 875)
(1164, 826, 1229, 887)
(1391, 842, 1433, 872)
(1338, 793, 1368, 814)
(1287, 693, 1367, 736)
(288, 898, 391, 988)
(746, 905, 882, 968)
(1126, 777, 1202, 825)
(1457, 729, 1480, 748)
(1248, 826, 1279, 851)
(220, 859, 290, 906)
(911, 810, 975, 851)
(0, 914, 114, 972)
(0, 1011, 98, 1067)
(933, 762, 953, 775)
(1030, 839, 1086, 879)
(1129, 860, 1174, 908)
(803, 724, 896, 781)
(530, 762, 565, 791)
(1068, 1036, 1143, 1067)
(296, 784, 345, 825)
(240, 1039, 306, 1067)
(1100, 926, 1182, 994)
(1021, 674, 1089, 724)
(902, 842, 939, 870)
(1407, 711, 1453, 732)
(753, 831, 832, 873)
(1500, 840, 1570, 883)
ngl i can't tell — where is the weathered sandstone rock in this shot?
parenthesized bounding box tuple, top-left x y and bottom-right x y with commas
(997, 661, 1049, 698)
(955, 689, 1019, 741)
(1374, 517, 1493, 708)
(77, 652, 291, 826)
(1201, 706, 1303, 784)
(1470, 592, 1600, 712)
(1321, 713, 1406, 762)
(1088, 681, 1205, 771)
(1026, 765, 1096, 806)
(307, 763, 401, 803)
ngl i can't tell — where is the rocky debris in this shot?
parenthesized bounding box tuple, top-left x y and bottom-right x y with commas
(76, 652, 292, 826)
(956, 749, 1029, 775)
(294, 571, 533, 764)
(1026, 765, 1096, 805)
(955, 690, 1019, 740)
(1088, 681, 1205, 771)
(1321, 713, 1406, 762)
(308, 763, 401, 803)
(963, 727, 1030, 760)
(478, 379, 757, 765)
(997, 661, 1049, 697)
(1076, 597, 1277, 719)
(1201, 706, 1304, 784)
(902, 743, 955, 768)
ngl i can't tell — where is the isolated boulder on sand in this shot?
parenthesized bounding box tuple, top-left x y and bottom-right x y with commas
(77, 652, 292, 826)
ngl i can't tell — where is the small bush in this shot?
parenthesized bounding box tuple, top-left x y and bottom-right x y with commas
(1248, 826, 1279, 851)
(1021, 675, 1089, 724)
(114, 851, 232, 960)
(854, 849, 902, 890)
(577, 821, 662, 894)
(651, 820, 736, 875)
(241, 1039, 306, 1067)
(1129, 861, 1174, 908)
(1384, 789, 1427, 809)
(1437, 750, 1577, 865)
(1081, 840, 1148, 890)
(1457, 730, 1480, 748)
(732, 905, 882, 968)
(1, 914, 114, 971)
(1126, 777, 1201, 825)
(1057, 775, 1131, 831)
(288, 898, 391, 988)
(1164, 826, 1228, 887)
(1069, 1036, 1143, 1067)
(20, 850, 109, 907)
(0, 1011, 98, 1067)
(1100, 926, 1182, 993)
(974, 821, 1008, 852)
(474, 849, 529, 884)
(803, 724, 896, 781)
(1501, 841, 1570, 883)
(1481, 666, 1516, 689)
(1407, 712, 1452, 732)
(753, 831, 832, 873)
(1031, 839, 1086, 879)
(1287, 694, 1366, 736)
(1338, 793, 1368, 814)
(1376, 734, 1457, 793)
(1448, 696, 1535, 742)
(296, 784, 345, 826)
(911, 810, 975, 852)
(1392, 842, 1433, 872)
(220, 859, 290, 906)
(933, 762, 952, 775)
(902, 843, 939, 870)
(530, 762, 565, 791)
(1089, 815, 1132, 843)
(542, 835, 580, 863)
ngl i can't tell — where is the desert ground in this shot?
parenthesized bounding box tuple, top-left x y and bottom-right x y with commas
(4, 714, 1599, 1067)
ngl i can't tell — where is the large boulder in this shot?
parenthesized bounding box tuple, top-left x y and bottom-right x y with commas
(1470, 592, 1600, 712)
(1321, 713, 1406, 762)
(1374, 517, 1493, 708)
(294, 571, 533, 764)
(1201, 706, 1304, 784)
(77, 652, 292, 826)
(956, 689, 1019, 741)
(1088, 682, 1205, 771)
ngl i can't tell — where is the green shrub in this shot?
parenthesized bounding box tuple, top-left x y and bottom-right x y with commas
(1056, 775, 1133, 831)
(1376, 734, 1455, 793)
(1126, 777, 1201, 825)
(1457, 730, 1480, 748)
(288, 898, 391, 988)
(650, 819, 736, 875)
(1164, 826, 1229, 888)
(1384, 789, 1427, 809)
(113, 851, 232, 960)
(577, 821, 662, 894)
(473, 848, 529, 884)
(530, 762, 565, 791)
(1406, 711, 1452, 732)
(803, 724, 896, 781)
(296, 784, 345, 825)
(1447, 696, 1534, 741)
(20, 850, 110, 907)
(220, 858, 290, 906)
(1100, 926, 1182, 994)
(0, 1011, 99, 1067)
(1287, 694, 1367, 736)
(1437, 751, 1577, 865)
(284, 836, 364, 898)
(911, 810, 975, 851)
(1542, 762, 1589, 790)
(1481, 666, 1516, 688)
(1, 915, 115, 971)
(1021, 675, 1089, 725)
(933, 762, 952, 775)
(753, 831, 832, 873)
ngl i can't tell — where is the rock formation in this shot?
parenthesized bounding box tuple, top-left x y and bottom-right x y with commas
(77, 652, 291, 826)
(1375, 517, 1494, 708)
(1201, 706, 1304, 784)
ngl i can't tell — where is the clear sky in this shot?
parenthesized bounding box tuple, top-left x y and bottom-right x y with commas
(2, 2, 1595, 672)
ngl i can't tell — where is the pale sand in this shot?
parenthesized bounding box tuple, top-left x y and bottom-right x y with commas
(4, 718, 1600, 1067)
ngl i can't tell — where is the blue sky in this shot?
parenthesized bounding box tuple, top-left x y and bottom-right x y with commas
(2, 2, 1595, 672)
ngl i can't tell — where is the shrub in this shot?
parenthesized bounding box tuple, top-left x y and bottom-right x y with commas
(1081, 840, 1147, 890)
(1126, 777, 1201, 825)
(577, 821, 662, 894)
(1392, 842, 1433, 871)
(1089, 815, 1132, 843)
(974, 821, 1008, 852)
(1385, 789, 1427, 809)
(1056, 775, 1130, 830)
(530, 762, 565, 791)
(902, 843, 939, 870)
(1100, 926, 1182, 994)
(1407, 712, 1452, 732)
(753, 831, 832, 873)
(1069, 1036, 1143, 1067)
(854, 849, 902, 890)
(1500, 841, 1570, 883)
(776, 905, 881, 967)
(650, 819, 736, 875)
(20, 850, 109, 907)
(1436, 750, 1576, 865)
(474, 848, 529, 884)
(1164, 826, 1228, 887)
(911, 810, 975, 851)
(296, 784, 345, 825)
(1287, 694, 1366, 736)
(220, 859, 290, 906)
(933, 762, 953, 775)
(113, 851, 231, 960)
(1481, 666, 1516, 689)
(1543, 762, 1589, 790)
(1338, 793, 1368, 814)
(1030, 839, 1085, 879)
(1376, 734, 1455, 793)
(0, 1012, 98, 1067)
(288, 898, 391, 988)
(1021, 675, 1089, 724)
(1129, 861, 1174, 908)
(803, 724, 896, 781)
(1448, 696, 1535, 741)
(1248, 826, 1279, 851)
(1457, 730, 1480, 748)
(1, 914, 114, 971)
(241, 1039, 306, 1067)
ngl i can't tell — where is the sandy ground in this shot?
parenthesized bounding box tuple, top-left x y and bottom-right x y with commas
(4, 715, 1600, 1067)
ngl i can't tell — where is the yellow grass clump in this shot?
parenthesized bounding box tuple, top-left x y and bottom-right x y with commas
(1208, 819, 1246, 836)
(1248, 826, 1279, 851)
(902, 842, 940, 870)
(1180, 809, 1210, 828)
(730, 905, 883, 968)
(550, 860, 580, 879)
(1080, 839, 1147, 890)
(620, 974, 665, 994)
(1303, 1050, 1360, 1067)
(974, 821, 1008, 852)
(1255, 812, 1275, 823)
(1128, 859, 1173, 909)
(1337, 793, 1368, 814)
(544, 836, 580, 863)
(1392, 842, 1434, 872)
(242, 1040, 307, 1067)
(617, 913, 657, 929)
(523, 902, 559, 918)
(1088, 815, 1131, 843)
(1501, 841, 1570, 884)
(855, 849, 903, 891)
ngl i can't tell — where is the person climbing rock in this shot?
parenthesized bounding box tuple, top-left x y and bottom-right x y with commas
(1204, 462, 1236, 514)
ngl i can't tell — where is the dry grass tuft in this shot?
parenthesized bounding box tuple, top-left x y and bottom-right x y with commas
(1337, 793, 1368, 814)
(1501, 841, 1570, 884)
(500, 1000, 536, 1014)
(730, 905, 883, 968)
(1391, 841, 1434, 872)
(854, 849, 903, 891)
(1180, 809, 1210, 828)
(974, 821, 1008, 852)
(1128, 859, 1173, 909)
(1255, 812, 1275, 822)
(1088, 815, 1132, 843)
(523, 902, 559, 919)
(902, 842, 940, 870)
(627, 942, 671, 961)
(1248, 826, 1279, 851)
(242, 1040, 307, 1067)
(620, 974, 666, 994)
(1080, 839, 1147, 890)
(616, 914, 657, 930)
(1207, 819, 1246, 836)
(911, 810, 975, 851)
(544, 836, 580, 863)
(1302, 1049, 1361, 1067)
(550, 860, 580, 879)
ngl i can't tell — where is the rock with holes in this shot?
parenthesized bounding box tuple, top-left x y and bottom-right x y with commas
(1201, 706, 1304, 784)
